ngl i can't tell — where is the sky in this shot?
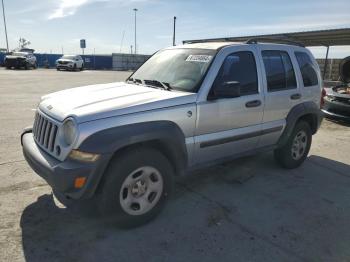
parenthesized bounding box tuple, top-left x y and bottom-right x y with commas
(1, 0, 350, 58)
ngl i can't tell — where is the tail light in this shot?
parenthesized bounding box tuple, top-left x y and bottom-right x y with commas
(320, 88, 326, 108)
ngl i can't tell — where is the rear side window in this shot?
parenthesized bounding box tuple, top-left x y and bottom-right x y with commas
(262, 50, 297, 92)
(295, 52, 318, 87)
(214, 51, 258, 96)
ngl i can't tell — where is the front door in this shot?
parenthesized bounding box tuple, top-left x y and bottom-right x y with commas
(194, 46, 264, 165)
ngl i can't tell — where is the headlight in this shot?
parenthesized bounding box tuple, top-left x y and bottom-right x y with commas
(62, 119, 77, 146)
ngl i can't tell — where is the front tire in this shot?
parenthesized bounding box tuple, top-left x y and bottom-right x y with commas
(99, 148, 174, 228)
(274, 121, 312, 169)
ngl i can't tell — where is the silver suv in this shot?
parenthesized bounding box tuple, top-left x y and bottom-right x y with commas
(21, 41, 323, 227)
(4, 51, 37, 69)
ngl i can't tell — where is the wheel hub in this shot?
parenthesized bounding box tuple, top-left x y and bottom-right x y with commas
(131, 180, 147, 197)
(291, 130, 307, 160)
(119, 166, 164, 216)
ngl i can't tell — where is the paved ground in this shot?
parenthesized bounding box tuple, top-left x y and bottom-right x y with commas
(0, 68, 350, 262)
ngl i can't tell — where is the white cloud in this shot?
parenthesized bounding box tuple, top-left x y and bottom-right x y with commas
(47, 0, 154, 20)
(48, 0, 90, 19)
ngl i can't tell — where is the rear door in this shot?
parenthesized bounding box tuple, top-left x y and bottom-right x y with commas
(256, 46, 301, 147)
(194, 45, 264, 165)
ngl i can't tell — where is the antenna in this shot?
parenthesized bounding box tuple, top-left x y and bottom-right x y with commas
(120, 30, 125, 53)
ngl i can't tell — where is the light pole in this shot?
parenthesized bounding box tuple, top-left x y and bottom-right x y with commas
(1, 0, 9, 52)
(173, 16, 176, 46)
(133, 8, 138, 54)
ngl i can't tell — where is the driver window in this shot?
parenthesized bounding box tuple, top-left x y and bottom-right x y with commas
(213, 51, 258, 96)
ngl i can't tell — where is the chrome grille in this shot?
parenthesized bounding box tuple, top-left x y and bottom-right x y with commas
(33, 112, 58, 153)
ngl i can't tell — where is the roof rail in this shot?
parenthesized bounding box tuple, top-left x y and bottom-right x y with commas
(246, 37, 305, 47)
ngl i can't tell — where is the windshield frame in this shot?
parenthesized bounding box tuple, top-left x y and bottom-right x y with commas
(11, 52, 27, 56)
(126, 48, 219, 93)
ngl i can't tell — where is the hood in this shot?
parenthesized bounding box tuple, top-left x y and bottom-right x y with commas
(39, 82, 196, 123)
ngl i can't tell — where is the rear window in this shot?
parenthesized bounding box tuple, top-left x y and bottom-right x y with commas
(262, 50, 297, 92)
(295, 52, 318, 87)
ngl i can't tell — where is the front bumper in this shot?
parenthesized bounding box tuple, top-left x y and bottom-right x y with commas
(56, 64, 74, 69)
(5, 59, 26, 68)
(22, 131, 111, 199)
(322, 97, 350, 121)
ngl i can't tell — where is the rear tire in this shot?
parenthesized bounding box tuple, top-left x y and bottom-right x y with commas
(98, 147, 174, 228)
(274, 121, 312, 169)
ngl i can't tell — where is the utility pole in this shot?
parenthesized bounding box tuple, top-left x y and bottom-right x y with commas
(1, 0, 9, 52)
(133, 8, 138, 54)
(173, 16, 176, 46)
(130, 45, 133, 54)
(93, 48, 96, 70)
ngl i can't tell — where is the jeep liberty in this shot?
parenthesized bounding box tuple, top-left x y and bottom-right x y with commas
(22, 41, 323, 227)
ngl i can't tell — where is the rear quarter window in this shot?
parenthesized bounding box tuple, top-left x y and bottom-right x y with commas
(295, 52, 319, 87)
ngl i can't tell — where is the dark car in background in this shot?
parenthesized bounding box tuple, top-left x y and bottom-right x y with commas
(322, 56, 350, 121)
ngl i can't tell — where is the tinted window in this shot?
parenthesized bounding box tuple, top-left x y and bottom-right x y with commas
(262, 50, 297, 92)
(213, 51, 258, 96)
(295, 52, 318, 87)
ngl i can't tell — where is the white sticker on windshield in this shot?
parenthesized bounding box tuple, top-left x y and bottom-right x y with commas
(186, 55, 212, 63)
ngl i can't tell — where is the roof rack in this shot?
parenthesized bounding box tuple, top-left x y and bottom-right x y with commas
(245, 37, 305, 47)
(183, 37, 305, 47)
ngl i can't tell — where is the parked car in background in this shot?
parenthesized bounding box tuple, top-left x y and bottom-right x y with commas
(56, 55, 84, 71)
(322, 56, 350, 121)
(22, 41, 323, 227)
(4, 51, 37, 69)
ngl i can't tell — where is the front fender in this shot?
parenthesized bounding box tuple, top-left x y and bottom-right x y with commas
(78, 120, 188, 173)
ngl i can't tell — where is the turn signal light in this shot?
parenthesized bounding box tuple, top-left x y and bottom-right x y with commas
(74, 177, 87, 188)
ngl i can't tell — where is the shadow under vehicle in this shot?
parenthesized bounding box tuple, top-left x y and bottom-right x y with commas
(20, 155, 350, 262)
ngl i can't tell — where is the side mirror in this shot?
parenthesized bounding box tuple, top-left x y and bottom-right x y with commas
(213, 81, 241, 99)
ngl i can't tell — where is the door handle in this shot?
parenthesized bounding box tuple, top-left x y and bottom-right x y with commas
(245, 100, 262, 108)
(290, 93, 302, 100)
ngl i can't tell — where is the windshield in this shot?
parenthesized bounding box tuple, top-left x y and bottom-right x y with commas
(62, 55, 76, 59)
(130, 48, 216, 92)
(12, 52, 27, 56)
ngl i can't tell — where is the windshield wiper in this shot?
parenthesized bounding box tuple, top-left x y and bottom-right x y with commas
(143, 79, 172, 91)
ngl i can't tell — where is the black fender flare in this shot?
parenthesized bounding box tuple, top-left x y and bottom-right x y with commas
(78, 121, 188, 174)
(277, 101, 322, 147)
